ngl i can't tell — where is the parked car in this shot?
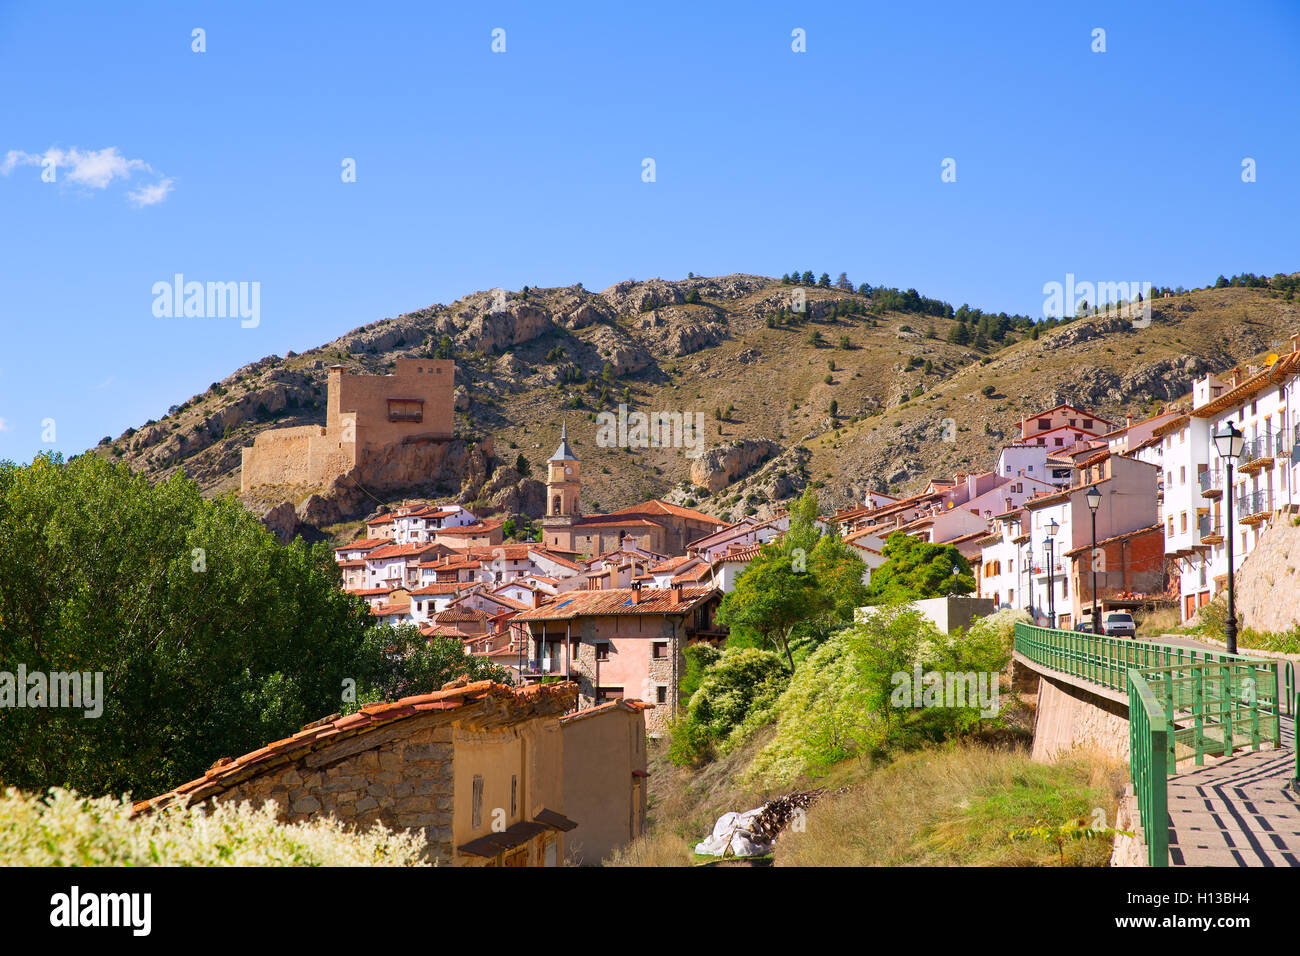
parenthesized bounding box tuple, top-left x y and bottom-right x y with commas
(1102, 612, 1136, 638)
(1075, 621, 1098, 633)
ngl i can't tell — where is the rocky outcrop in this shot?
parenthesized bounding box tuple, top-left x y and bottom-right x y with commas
(690, 439, 782, 492)
(261, 501, 300, 544)
(458, 303, 553, 354)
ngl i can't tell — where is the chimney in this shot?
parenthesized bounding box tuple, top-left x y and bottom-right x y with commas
(532, 588, 543, 609)
(631, 580, 643, 604)
(1126, 415, 1133, 428)
(669, 582, 682, 606)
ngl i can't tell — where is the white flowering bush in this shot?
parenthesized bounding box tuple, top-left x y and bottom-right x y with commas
(965, 606, 1030, 655)
(0, 787, 428, 866)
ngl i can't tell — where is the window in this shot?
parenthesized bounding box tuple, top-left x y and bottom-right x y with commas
(595, 642, 610, 661)
(656, 685, 667, 704)
(1038, 418, 1050, 429)
(472, 775, 484, 830)
(510, 775, 517, 818)
(1083, 419, 1092, 429)
(652, 641, 668, 659)
(596, 685, 624, 703)
(1054, 437, 1064, 446)
(387, 398, 424, 423)
(1180, 512, 1187, 533)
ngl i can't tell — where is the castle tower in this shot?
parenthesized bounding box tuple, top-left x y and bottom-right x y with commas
(544, 422, 581, 522)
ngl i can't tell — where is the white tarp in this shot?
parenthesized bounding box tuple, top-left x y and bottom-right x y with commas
(694, 807, 772, 858)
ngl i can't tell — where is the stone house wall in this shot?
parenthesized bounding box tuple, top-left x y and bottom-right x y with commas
(212, 715, 457, 862)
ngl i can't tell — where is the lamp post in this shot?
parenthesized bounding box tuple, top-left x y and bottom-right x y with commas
(1086, 486, 1102, 634)
(1045, 518, 1059, 629)
(1214, 423, 1244, 655)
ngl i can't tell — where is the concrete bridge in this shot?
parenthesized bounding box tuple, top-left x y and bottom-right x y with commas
(1013, 622, 1298, 866)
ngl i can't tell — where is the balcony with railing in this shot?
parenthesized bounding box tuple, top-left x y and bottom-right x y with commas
(1198, 467, 1222, 498)
(1235, 489, 1273, 525)
(1239, 430, 1283, 475)
(1196, 513, 1223, 545)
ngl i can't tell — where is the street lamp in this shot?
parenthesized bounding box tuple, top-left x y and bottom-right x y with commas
(1213, 423, 1245, 654)
(1086, 485, 1102, 634)
(1045, 518, 1060, 629)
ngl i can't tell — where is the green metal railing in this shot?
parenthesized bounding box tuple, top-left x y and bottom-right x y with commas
(1128, 671, 1170, 866)
(1014, 622, 1281, 866)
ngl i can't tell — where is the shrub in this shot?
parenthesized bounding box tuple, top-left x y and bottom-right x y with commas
(0, 788, 427, 866)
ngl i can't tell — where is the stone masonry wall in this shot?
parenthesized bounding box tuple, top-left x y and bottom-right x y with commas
(1234, 517, 1300, 633)
(212, 717, 456, 862)
(1031, 672, 1130, 763)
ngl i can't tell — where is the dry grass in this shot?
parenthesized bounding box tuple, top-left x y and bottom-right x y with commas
(775, 742, 1127, 867)
(604, 728, 778, 866)
(1136, 606, 1183, 638)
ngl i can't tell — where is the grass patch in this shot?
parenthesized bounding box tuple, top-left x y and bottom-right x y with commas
(775, 742, 1126, 867)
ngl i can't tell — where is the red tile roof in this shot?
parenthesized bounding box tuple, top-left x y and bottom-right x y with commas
(333, 538, 391, 552)
(436, 519, 504, 536)
(559, 698, 653, 724)
(513, 586, 716, 621)
(367, 541, 439, 561)
(604, 498, 727, 525)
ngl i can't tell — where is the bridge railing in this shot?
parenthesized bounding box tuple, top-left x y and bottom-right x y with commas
(1128, 671, 1170, 867)
(1013, 623, 1252, 693)
(1014, 622, 1281, 867)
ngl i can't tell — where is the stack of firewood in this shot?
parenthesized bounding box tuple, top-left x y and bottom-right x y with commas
(748, 788, 828, 843)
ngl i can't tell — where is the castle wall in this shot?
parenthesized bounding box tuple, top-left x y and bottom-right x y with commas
(240, 425, 326, 493)
(242, 358, 455, 495)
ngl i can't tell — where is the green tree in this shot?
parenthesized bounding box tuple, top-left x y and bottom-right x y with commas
(514, 453, 531, 477)
(864, 531, 975, 604)
(717, 550, 819, 670)
(0, 453, 503, 798)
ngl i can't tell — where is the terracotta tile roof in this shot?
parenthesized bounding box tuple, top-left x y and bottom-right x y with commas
(349, 585, 396, 596)
(604, 498, 727, 525)
(435, 519, 504, 536)
(529, 549, 582, 570)
(136, 681, 578, 814)
(571, 515, 663, 529)
(336, 559, 366, 569)
(671, 563, 713, 584)
(333, 538, 391, 552)
(434, 606, 492, 624)
(648, 555, 694, 573)
(716, 543, 763, 562)
(409, 581, 466, 596)
(513, 586, 716, 621)
(559, 698, 653, 724)
(371, 601, 412, 617)
(464, 544, 534, 560)
(366, 541, 439, 561)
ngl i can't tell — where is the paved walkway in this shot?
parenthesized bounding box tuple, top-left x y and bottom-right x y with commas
(1166, 718, 1300, 866)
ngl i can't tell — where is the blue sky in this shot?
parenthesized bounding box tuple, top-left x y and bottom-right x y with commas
(1, 0, 1298, 464)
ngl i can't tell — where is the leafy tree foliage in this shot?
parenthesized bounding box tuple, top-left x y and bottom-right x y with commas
(717, 489, 868, 668)
(0, 454, 502, 798)
(863, 531, 975, 604)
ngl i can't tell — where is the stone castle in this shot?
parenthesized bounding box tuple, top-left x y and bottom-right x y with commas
(240, 358, 455, 494)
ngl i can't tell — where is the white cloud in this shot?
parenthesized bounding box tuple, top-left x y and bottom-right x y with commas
(128, 177, 174, 207)
(2, 146, 173, 205)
